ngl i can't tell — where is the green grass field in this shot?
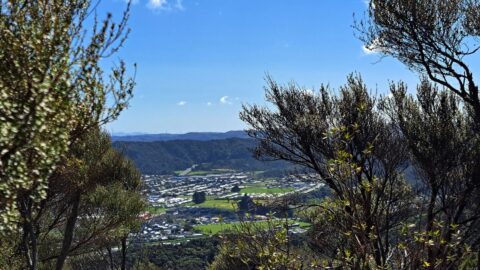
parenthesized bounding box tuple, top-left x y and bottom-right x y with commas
(185, 170, 212, 176)
(211, 168, 235, 173)
(147, 206, 167, 215)
(193, 223, 239, 234)
(240, 186, 294, 194)
(196, 199, 238, 210)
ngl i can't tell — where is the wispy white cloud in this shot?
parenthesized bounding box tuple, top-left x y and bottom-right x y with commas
(220, 96, 232, 105)
(148, 0, 167, 9)
(177, 101, 187, 106)
(206, 102, 212, 106)
(147, 0, 184, 11)
(174, 0, 184, 10)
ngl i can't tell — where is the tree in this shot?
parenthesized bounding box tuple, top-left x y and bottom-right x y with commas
(51, 130, 144, 270)
(356, 0, 480, 123)
(231, 185, 241, 193)
(0, 0, 135, 234)
(381, 80, 480, 269)
(237, 194, 255, 213)
(240, 75, 417, 268)
(192, 191, 206, 204)
(239, 73, 480, 268)
(356, 1, 480, 267)
(7, 129, 145, 270)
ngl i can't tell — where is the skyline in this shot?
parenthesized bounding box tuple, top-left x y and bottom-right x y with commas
(103, 0, 422, 133)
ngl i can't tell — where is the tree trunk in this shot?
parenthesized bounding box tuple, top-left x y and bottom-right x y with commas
(55, 192, 81, 270)
(121, 235, 128, 270)
(19, 197, 38, 270)
(107, 247, 114, 270)
(21, 219, 38, 270)
(425, 185, 438, 270)
(477, 250, 480, 270)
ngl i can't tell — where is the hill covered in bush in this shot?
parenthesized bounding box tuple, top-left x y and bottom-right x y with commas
(113, 138, 290, 175)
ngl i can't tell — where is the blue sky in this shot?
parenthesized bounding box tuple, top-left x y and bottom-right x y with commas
(102, 0, 420, 134)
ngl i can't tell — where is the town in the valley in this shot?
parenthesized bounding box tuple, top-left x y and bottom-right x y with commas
(133, 169, 325, 244)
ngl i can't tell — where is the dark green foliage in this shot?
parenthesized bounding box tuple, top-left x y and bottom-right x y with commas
(237, 194, 255, 212)
(113, 138, 290, 174)
(192, 191, 207, 204)
(11, 129, 145, 270)
(128, 238, 219, 270)
(230, 185, 241, 193)
(209, 217, 310, 270)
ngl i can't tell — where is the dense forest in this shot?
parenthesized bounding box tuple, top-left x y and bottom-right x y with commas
(113, 138, 290, 174)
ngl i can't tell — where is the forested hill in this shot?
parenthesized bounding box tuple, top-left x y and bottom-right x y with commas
(112, 138, 289, 175)
(111, 130, 248, 142)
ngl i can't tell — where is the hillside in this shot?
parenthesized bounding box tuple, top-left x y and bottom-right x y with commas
(111, 130, 248, 142)
(113, 138, 290, 175)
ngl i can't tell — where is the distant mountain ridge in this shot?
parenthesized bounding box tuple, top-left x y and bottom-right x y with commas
(111, 130, 248, 142)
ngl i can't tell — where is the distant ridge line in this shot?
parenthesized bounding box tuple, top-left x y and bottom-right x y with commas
(111, 130, 249, 142)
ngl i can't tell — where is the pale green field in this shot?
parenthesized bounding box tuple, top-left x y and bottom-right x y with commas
(241, 186, 294, 194)
(174, 170, 210, 176)
(184, 170, 212, 176)
(147, 206, 167, 215)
